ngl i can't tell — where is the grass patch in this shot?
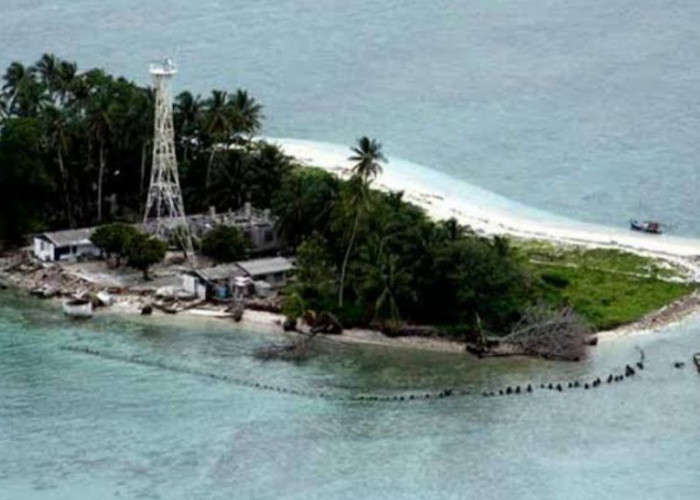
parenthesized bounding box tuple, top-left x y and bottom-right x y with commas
(515, 240, 687, 280)
(532, 265, 695, 331)
(513, 240, 697, 331)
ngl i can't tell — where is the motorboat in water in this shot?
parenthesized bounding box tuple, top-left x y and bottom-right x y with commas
(630, 219, 662, 234)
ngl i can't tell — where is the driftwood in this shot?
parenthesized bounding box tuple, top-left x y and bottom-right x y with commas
(309, 311, 343, 335)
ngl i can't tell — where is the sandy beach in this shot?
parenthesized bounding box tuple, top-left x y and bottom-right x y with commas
(272, 138, 700, 278)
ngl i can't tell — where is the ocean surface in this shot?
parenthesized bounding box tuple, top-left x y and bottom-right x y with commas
(1, 291, 700, 499)
(3, 2, 700, 498)
(3, 0, 700, 235)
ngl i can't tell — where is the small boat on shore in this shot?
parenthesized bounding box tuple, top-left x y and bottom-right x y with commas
(63, 298, 93, 318)
(630, 219, 662, 234)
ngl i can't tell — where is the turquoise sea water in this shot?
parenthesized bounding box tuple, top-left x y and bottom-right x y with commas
(3, 0, 700, 234)
(1, 291, 700, 499)
(4, 2, 700, 497)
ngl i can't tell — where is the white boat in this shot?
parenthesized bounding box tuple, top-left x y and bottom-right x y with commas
(63, 298, 93, 318)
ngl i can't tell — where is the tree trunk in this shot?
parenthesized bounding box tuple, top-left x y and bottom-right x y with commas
(338, 209, 361, 308)
(142, 267, 150, 281)
(140, 141, 148, 210)
(97, 142, 106, 222)
(56, 148, 74, 228)
(206, 148, 216, 189)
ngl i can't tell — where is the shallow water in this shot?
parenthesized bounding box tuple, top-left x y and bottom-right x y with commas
(3, 0, 700, 235)
(1, 291, 699, 499)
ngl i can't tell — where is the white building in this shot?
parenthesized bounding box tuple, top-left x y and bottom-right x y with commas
(33, 228, 98, 262)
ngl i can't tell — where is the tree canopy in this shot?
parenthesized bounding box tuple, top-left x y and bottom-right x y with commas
(200, 225, 249, 263)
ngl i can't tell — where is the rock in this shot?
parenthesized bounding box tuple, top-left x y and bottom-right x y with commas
(232, 307, 244, 322)
(584, 336, 599, 346)
(625, 365, 636, 377)
(283, 317, 297, 332)
(141, 305, 153, 316)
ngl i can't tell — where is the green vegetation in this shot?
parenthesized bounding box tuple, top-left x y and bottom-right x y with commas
(1, 54, 694, 336)
(0, 53, 270, 243)
(125, 233, 167, 280)
(90, 223, 139, 266)
(200, 225, 248, 263)
(517, 241, 696, 330)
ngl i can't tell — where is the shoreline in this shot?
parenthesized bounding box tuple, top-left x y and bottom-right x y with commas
(4, 136, 700, 354)
(4, 251, 699, 355)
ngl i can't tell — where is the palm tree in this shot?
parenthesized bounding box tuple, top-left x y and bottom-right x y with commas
(338, 136, 387, 307)
(228, 89, 263, 138)
(203, 89, 232, 188)
(121, 87, 154, 205)
(174, 90, 202, 161)
(0, 95, 7, 122)
(2, 62, 31, 99)
(56, 60, 77, 105)
(35, 53, 61, 97)
(86, 90, 114, 222)
(43, 105, 75, 226)
(2, 62, 47, 117)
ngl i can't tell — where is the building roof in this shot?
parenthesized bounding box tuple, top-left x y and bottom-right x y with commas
(192, 264, 246, 282)
(37, 228, 95, 247)
(235, 257, 294, 277)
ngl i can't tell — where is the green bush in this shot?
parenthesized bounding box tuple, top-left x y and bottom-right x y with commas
(200, 225, 249, 263)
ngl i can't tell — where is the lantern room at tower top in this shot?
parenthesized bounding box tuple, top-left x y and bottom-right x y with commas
(149, 58, 177, 76)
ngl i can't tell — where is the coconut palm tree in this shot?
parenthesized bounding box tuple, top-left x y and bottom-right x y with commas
(2, 62, 47, 117)
(228, 89, 262, 138)
(2, 62, 31, 100)
(203, 89, 232, 188)
(174, 90, 202, 161)
(86, 89, 114, 222)
(35, 53, 61, 97)
(43, 105, 75, 226)
(55, 60, 78, 105)
(132, 87, 154, 204)
(338, 136, 387, 308)
(0, 95, 7, 122)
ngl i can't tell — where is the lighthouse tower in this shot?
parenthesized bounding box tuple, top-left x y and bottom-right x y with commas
(143, 58, 194, 259)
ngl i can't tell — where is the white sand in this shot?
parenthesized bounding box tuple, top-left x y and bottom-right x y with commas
(271, 137, 700, 279)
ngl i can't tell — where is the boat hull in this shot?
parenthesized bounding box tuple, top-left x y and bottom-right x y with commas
(63, 299, 93, 318)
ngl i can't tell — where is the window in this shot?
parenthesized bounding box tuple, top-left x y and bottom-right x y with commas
(264, 230, 274, 243)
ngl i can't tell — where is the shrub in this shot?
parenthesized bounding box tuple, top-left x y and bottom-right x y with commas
(200, 225, 249, 263)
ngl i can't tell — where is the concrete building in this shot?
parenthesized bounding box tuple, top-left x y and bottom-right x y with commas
(187, 203, 278, 254)
(33, 228, 98, 262)
(235, 256, 294, 289)
(181, 256, 294, 300)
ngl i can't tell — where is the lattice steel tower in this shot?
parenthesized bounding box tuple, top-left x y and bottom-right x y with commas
(143, 58, 194, 259)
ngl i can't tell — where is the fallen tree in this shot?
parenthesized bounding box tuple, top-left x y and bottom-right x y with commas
(467, 304, 591, 361)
